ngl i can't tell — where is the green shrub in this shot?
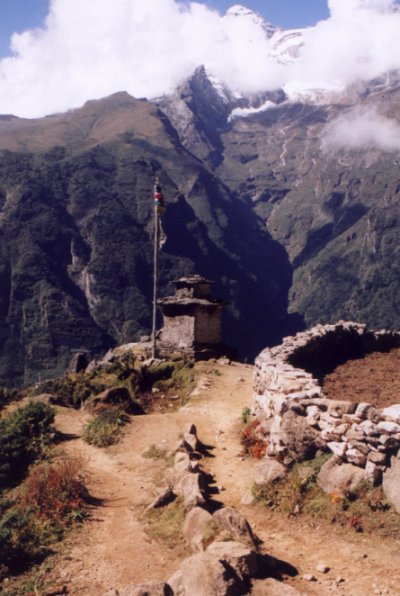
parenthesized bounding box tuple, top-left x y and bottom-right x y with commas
(83, 409, 129, 447)
(241, 407, 251, 424)
(149, 360, 195, 404)
(38, 353, 139, 409)
(0, 387, 21, 411)
(38, 374, 93, 408)
(0, 402, 55, 489)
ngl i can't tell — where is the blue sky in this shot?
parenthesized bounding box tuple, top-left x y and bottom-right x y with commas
(206, 1, 329, 27)
(0, 0, 330, 58)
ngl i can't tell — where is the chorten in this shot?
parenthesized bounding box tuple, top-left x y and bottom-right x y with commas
(158, 275, 226, 354)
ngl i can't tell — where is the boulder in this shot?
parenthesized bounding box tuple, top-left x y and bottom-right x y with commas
(378, 421, 400, 434)
(119, 582, 172, 596)
(146, 487, 175, 511)
(165, 455, 201, 489)
(261, 579, 302, 595)
(174, 453, 200, 475)
(326, 400, 357, 417)
(85, 386, 132, 413)
(172, 550, 244, 596)
(364, 461, 383, 486)
(212, 507, 256, 549)
(183, 507, 213, 551)
(183, 431, 199, 452)
(174, 437, 195, 453)
(67, 351, 89, 374)
(367, 451, 387, 466)
(382, 457, 400, 513)
(355, 403, 373, 420)
(327, 441, 347, 459)
(254, 458, 288, 486)
(206, 541, 258, 581)
(175, 473, 206, 509)
(317, 456, 365, 496)
(278, 411, 323, 462)
(382, 405, 400, 424)
(167, 570, 185, 596)
(346, 447, 367, 466)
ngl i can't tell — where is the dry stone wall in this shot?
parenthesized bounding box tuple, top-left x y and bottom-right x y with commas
(253, 322, 400, 484)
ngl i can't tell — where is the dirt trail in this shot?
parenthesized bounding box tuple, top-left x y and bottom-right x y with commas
(51, 361, 400, 596)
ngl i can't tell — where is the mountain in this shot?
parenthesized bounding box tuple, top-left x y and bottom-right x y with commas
(223, 5, 279, 38)
(1, 5, 400, 386)
(156, 64, 400, 334)
(0, 92, 294, 387)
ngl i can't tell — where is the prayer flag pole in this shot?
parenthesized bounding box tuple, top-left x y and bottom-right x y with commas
(151, 177, 165, 359)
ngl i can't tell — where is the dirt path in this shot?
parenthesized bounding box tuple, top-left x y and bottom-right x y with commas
(50, 361, 400, 596)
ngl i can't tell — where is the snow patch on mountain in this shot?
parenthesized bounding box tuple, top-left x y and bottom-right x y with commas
(224, 5, 279, 38)
(229, 100, 278, 120)
(270, 28, 308, 65)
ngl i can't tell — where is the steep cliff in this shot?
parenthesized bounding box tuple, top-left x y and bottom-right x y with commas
(0, 93, 293, 386)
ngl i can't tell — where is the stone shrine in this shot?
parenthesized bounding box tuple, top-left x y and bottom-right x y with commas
(158, 275, 226, 356)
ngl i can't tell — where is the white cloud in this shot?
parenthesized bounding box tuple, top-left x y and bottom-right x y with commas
(321, 107, 400, 152)
(0, 0, 400, 117)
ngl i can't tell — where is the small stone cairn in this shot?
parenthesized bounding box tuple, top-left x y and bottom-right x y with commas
(253, 321, 400, 491)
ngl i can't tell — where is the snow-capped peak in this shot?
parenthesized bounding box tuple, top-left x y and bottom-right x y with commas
(224, 4, 279, 38)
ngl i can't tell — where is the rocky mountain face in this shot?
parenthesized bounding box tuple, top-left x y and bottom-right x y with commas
(0, 93, 294, 386)
(158, 65, 400, 335)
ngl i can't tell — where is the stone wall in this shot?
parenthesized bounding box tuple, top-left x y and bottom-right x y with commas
(253, 321, 400, 485)
(161, 315, 195, 348)
(194, 308, 222, 345)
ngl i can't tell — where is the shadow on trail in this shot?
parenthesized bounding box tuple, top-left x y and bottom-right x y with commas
(256, 553, 298, 580)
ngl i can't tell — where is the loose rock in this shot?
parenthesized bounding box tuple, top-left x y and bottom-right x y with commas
(182, 507, 213, 552)
(254, 458, 288, 486)
(317, 456, 365, 496)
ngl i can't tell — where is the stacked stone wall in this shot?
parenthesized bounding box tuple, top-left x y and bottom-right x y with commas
(253, 321, 400, 484)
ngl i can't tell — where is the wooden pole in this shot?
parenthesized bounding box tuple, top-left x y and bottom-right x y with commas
(151, 205, 159, 359)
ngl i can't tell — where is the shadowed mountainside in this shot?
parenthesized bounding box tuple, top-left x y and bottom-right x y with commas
(0, 93, 296, 386)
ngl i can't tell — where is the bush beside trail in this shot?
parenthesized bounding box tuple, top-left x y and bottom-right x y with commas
(0, 401, 55, 489)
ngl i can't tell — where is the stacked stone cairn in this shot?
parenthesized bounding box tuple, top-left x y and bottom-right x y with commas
(253, 322, 400, 506)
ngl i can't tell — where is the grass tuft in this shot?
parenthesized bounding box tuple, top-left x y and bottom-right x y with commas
(83, 409, 129, 447)
(145, 497, 186, 550)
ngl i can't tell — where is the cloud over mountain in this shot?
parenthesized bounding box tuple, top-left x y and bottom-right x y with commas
(321, 106, 400, 153)
(0, 0, 400, 118)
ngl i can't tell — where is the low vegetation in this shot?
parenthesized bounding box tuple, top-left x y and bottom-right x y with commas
(240, 418, 267, 459)
(83, 409, 129, 447)
(254, 454, 400, 538)
(0, 457, 88, 581)
(37, 353, 196, 412)
(0, 400, 90, 586)
(145, 497, 186, 552)
(0, 387, 21, 412)
(0, 353, 196, 587)
(0, 401, 55, 489)
(142, 443, 169, 460)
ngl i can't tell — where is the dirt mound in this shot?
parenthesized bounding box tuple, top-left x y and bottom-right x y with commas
(322, 348, 400, 407)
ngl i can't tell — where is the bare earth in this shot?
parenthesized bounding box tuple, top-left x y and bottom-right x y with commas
(48, 361, 400, 596)
(323, 348, 400, 408)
